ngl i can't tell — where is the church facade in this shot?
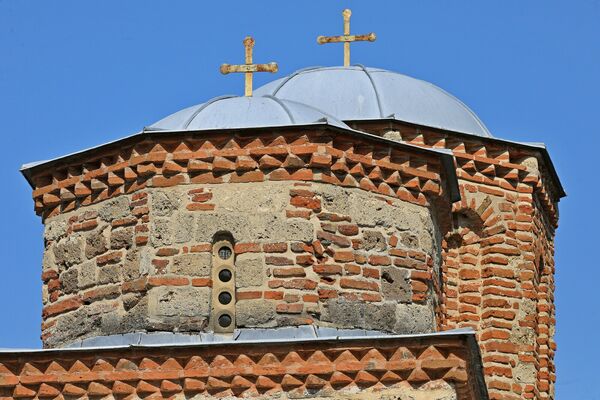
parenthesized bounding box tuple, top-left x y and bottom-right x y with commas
(2, 10, 563, 400)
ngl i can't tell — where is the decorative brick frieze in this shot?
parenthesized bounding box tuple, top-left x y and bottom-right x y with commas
(347, 120, 562, 230)
(26, 129, 454, 221)
(0, 333, 485, 399)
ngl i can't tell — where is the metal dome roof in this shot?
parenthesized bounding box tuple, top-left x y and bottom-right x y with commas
(254, 66, 492, 137)
(146, 95, 350, 131)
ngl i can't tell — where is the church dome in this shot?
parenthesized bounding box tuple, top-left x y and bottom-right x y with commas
(146, 94, 350, 131)
(254, 66, 492, 137)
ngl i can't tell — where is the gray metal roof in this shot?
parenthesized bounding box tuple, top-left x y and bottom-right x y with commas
(61, 327, 395, 349)
(254, 65, 492, 138)
(146, 94, 350, 131)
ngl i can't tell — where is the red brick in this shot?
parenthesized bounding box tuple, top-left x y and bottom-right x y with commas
(186, 203, 215, 211)
(459, 268, 480, 280)
(151, 259, 169, 271)
(338, 224, 359, 236)
(42, 296, 82, 318)
(368, 255, 391, 266)
(191, 278, 212, 287)
(481, 255, 510, 266)
(269, 168, 291, 181)
(296, 254, 315, 265)
(309, 153, 332, 168)
(97, 251, 122, 266)
(190, 172, 222, 184)
(122, 278, 147, 293)
(156, 247, 179, 257)
(318, 289, 338, 299)
(263, 243, 287, 253)
(284, 294, 300, 303)
(269, 278, 318, 290)
(237, 291, 262, 300)
(312, 240, 325, 255)
(340, 278, 379, 292)
(289, 189, 314, 197)
(481, 309, 516, 320)
(290, 168, 313, 181)
(264, 291, 284, 300)
(317, 212, 351, 222)
(483, 298, 510, 308)
(265, 256, 294, 266)
(313, 264, 342, 275)
(135, 224, 149, 233)
(153, 175, 185, 187)
(212, 156, 236, 172)
(321, 222, 336, 233)
(361, 292, 382, 302)
(273, 267, 306, 277)
(362, 267, 380, 279)
(302, 294, 319, 303)
(191, 243, 212, 252)
(411, 280, 428, 292)
(132, 206, 149, 217)
(148, 276, 189, 287)
(317, 231, 351, 248)
(42, 269, 59, 282)
(47, 279, 60, 292)
(132, 192, 148, 201)
(482, 266, 514, 279)
(234, 243, 260, 254)
(286, 209, 311, 219)
(230, 170, 265, 183)
(290, 196, 321, 211)
(344, 264, 361, 275)
(82, 285, 120, 303)
(191, 192, 213, 202)
(276, 303, 303, 314)
(334, 251, 354, 262)
(73, 219, 98, 232)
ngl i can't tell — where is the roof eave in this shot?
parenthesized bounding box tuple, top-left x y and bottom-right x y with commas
(347, 118, 566, 199)
(20, 123, 461, 204)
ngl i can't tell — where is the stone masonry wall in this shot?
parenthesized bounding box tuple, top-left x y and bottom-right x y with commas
(40, 181, 440, 348)
(349, 120, 560, 400)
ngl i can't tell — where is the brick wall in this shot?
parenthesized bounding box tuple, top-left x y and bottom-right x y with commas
(349, 121, 560, 400)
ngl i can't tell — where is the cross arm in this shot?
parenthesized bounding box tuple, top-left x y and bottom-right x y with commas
(220, 63, 278, 74)
(317, 33, 376, 44)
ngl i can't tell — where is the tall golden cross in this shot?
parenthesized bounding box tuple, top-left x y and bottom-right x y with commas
(220, 36, 278, 97)
(317, 9, 376, 67)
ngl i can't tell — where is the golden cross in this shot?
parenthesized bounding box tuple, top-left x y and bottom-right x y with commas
(220, 36, 278, 97)
(317, 9, 376, 67)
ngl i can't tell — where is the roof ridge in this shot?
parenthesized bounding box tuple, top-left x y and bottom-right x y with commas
(182, 95, 237, 129)
(262, 95, 296, 124)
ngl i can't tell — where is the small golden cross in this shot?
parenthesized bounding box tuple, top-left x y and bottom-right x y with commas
(317, 9, 376, 67)
(220, 36, 278, 97)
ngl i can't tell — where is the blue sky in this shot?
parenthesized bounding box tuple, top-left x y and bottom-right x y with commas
(0, 1, 598, 397)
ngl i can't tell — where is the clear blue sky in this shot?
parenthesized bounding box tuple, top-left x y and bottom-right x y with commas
(0, 1, 597, 397)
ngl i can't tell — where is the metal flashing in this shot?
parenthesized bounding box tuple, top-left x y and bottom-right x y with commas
(0, 327, 476, 353)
